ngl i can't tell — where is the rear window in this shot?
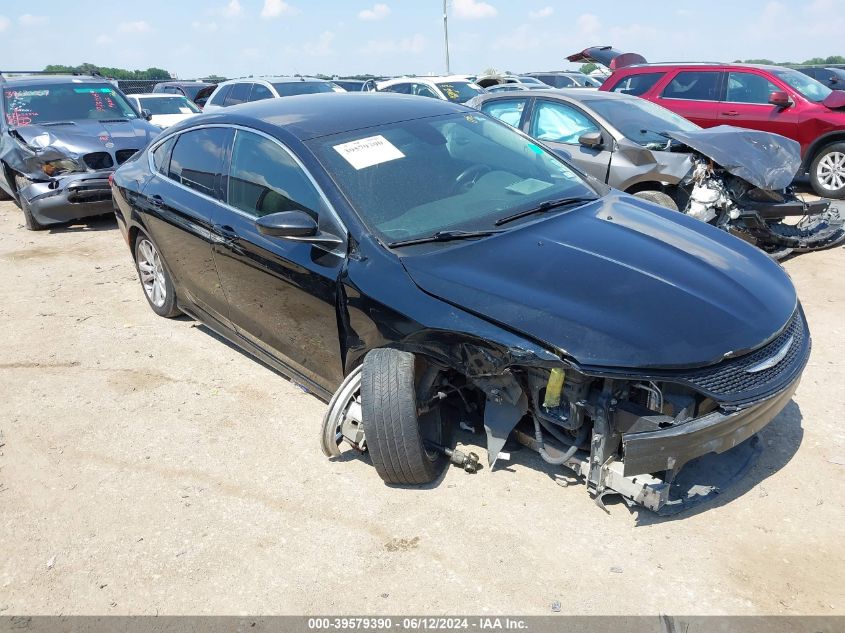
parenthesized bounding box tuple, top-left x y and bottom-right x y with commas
(610, 72, 665, 96)
(436, 81, 484, 103)
(661, 71, 721, 101)
(271, 81, 336, 97)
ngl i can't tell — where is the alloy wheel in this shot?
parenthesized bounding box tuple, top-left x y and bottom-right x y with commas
(136, 238, 167, 308)
(817, 151, 845, 191)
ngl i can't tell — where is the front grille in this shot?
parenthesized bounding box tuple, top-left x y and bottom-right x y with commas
(83, 152, 113, 170)
(670, 308, 810, 406)
(115, 149, 139, 164)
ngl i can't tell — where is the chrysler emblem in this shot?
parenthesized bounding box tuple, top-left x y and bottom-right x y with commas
(746, 336, 793, 373)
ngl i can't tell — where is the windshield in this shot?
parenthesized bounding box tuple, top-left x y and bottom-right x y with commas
(518, 77, 545, 85)
(4, 83, 138, 126)
(587, 96, 700, 146)
(137, 96, 201, 115)
(771, 68, 832, 102)
(272, 81, 337, 97)
(436, 82, 484, 103)
(307, 112, 596, 243)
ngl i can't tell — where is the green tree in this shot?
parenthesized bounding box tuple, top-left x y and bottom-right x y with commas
(580, 62, 598, 74)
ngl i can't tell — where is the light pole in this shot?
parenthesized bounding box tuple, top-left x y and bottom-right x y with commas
(443, 0, 451, 75)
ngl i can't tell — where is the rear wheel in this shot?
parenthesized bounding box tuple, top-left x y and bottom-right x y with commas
(810, 143, 845, 199)
(14, 175, 46, 231)
(134, 233, 180, 318)
(633, 190, 678, 211)
(361, 348, 449, 485)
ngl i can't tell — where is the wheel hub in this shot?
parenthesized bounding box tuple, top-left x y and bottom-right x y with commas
(817, 151, 845, 191)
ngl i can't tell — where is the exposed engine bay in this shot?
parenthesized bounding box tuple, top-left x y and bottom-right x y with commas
(661, 127, 845, 259)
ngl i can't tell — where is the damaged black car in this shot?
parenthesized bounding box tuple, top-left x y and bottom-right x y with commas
(112, 93, 810, 514)
(470, 89, 845, 259)
(0, 72, 161, 230)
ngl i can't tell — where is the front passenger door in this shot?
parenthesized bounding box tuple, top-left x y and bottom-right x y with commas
(212, 129, 346, 391)
(528, 99, 612, 182)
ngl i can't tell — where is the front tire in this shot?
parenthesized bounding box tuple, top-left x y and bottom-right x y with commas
(134, 233, 180, 318)
(361, 349, 448, 485)
(14, 175, 46, 230)
(633, 190, 678, 211)
(810, 142, 845, 199)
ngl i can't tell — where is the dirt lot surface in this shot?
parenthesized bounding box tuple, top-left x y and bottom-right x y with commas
(0, 198, 843, 616)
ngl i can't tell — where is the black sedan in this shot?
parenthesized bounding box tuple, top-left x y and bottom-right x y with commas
(111, 93, 809, 513)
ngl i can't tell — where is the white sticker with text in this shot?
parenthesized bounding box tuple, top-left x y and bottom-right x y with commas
(333, 135, 405, 170)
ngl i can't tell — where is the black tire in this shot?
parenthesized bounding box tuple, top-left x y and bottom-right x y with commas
(133, 232, 181, 318)
(809, 142, 845, 199)
(361, 348, 447, 485)
(633, 190, 678, 211)
(14, 175, 46, 230)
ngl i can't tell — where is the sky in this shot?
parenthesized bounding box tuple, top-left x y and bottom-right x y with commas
(0, 0, 843, 79)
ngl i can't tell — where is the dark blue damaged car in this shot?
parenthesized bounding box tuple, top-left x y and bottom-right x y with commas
(111, 93, 810, 514)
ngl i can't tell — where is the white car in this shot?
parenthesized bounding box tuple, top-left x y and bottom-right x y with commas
(202, 76, 343, 112)
(128, 94, 201, 129)
(376, 76, 485, 104)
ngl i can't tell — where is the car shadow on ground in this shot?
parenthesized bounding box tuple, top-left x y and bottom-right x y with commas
(46, 214, 118, 233)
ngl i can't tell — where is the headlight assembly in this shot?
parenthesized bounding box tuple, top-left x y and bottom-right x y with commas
(41, 158, 81, 177)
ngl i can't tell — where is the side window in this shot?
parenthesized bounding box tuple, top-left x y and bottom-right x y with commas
(611, 72, 665, 96)
(224, 82, 251, 107)
(412, 84, 439, 99)
(725, 72, 780, 104)
(250, 83, 274, 101)
(168, 127, 231, 199)
(151, 136, 176, 174)
(531, 100, 599, 145)
(480, 99, 526, 128)
(228, 130, 328, 221)
(662, 71, 721, 101)
(209, 84, 231, 106)
(383, 83, 412, 94)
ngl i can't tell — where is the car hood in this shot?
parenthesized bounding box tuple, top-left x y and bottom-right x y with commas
(400, 193, 796, 370)
(663, 125, 802, 190)
(149, 113, 197, 128)
(566, 46, 647, 70)
(822, 89, 845, 110)
(11, 118, 160, 155)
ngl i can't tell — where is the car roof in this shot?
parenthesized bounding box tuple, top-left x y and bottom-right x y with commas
(197, 92, 466, 141)
(381, 75, 472, 84)
(619, 62, 789, 73)
(155, 80, 212, 86)
(132, 93, 187, 98)
(220, 76, 328, 85)
(1, 74, 113, 86)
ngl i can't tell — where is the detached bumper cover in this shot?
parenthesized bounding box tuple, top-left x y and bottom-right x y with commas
(622, 375, 800, 477)
(19, 171, 113, 225)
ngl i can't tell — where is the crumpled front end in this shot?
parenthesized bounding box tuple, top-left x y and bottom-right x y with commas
(484, 305, 810, 514)
(17, 170, 114, 225)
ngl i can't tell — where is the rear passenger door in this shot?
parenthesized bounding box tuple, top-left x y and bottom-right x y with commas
(656, 70, 722, 127)
(141, 127, 233, 326)
(211, 128, 346, 391)
(528, 99, 612, 183)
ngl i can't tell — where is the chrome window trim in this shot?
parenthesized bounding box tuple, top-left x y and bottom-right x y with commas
(146, 123, 348, 254)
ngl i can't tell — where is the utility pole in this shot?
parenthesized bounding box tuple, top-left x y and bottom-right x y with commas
(443, 0, 451, 75)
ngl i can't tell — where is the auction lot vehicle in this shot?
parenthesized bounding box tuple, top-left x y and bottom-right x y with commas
(202, 77, 342, 112)
(797, 66, 845, 90)
(112, 93, 810, 513)
(569, 47, 845, 199)
(377, 76, 485, 103)
(470, 89, 845, 258)
(152, 81, 217, 107)
(0, 72, 161, 230)
(127, 94, 202, 129)
(525, 72, 602, 89)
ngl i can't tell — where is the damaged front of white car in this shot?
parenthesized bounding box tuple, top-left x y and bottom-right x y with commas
(0, 73, 161, 230)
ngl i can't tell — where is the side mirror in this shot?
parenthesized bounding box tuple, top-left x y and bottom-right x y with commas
(769, 91, 792, 108)
(141, 109, 153, 121)
(579, 130, 603, 148)
(255, 210, 318, 238)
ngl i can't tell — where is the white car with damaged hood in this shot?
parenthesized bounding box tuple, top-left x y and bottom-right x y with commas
(128, 94, 201, 129)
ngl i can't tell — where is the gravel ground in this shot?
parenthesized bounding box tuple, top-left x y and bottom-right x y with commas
(0, 199, 843, 616)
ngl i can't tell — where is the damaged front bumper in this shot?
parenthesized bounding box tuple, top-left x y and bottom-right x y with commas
(18, 171, 114, 226)
(515, 376, 799, 514)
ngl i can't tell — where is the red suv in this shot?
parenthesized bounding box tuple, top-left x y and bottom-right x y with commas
(569, 47, 845, 198)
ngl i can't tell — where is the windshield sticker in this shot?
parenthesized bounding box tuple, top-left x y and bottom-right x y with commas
(505, 178, 554, 195)
(333, 135, 405, 170)
(4, 90, 49, 98)
(73, 87, 116, 94)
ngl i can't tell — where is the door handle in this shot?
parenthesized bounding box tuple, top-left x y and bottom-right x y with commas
(150, 194, 164, 208)
(212, 224, 244, 253)
(721, 110, 739, 116)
